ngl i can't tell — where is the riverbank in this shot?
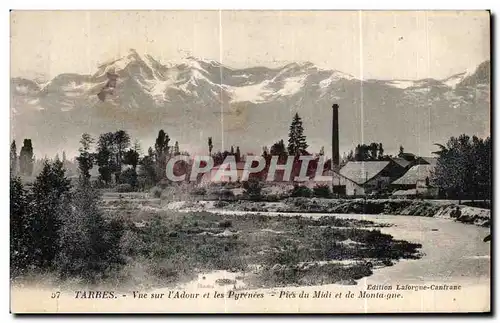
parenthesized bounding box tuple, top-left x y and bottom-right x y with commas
(11, 210, 422, 292)
(163, 198, 490, 227)
(11, 212, 490, 313)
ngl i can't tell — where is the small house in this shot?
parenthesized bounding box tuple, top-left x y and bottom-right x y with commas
(391, 164, 439, 198)
(332, 161, 405, 196)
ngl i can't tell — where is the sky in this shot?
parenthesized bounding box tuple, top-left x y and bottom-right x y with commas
(11, 10, 490, 81)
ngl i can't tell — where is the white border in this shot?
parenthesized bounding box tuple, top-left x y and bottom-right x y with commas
(2, 1, 497, 321)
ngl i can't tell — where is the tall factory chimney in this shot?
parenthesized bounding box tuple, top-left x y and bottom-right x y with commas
(331, 103, 340, 170)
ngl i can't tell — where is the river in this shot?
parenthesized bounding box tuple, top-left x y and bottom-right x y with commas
(11, 211, 491, 313)
(207, 210, 491, 285)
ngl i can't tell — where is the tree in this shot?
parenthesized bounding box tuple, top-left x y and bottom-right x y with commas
(473, 136, 491, 200)
(230, 146, 235, 155)
(262, 146, 270, 159)
(122, 148, 140, 188)
(287, 113, 308, 156)
(319, 146, 325, 156)
(138, 147, 158, 188)
(30, 160, 71, 268)
(432, 134, 491, 201)
(19, 139, 34, 176)
(10, 140, 17, 175)
(346, 150, 354, 162)
(114, 130, 131, 180)
(155, 130, 170, 179)
(96, 132, 116, 185)
(270, 139, 288, 160)
(369, 143, 378, 160)
(352, 143, 385, 161)
(398, 145, 405, 157)
(378, 143, 384, 159)
(354, 145, 366, 161)
(10, 176, 31, 274)
(76, 133, 95, 181)
(124, 149, 140, 171)
(133, 140, 142, 155)
(208, 137, 213, 156)
(174, 141, 180, 156)
(57, 176, 124, 281)
(118, 168, 138, 189)
(235, 146, 241, 163)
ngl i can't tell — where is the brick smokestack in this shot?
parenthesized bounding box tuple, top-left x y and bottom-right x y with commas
(332, 103, 340, 170)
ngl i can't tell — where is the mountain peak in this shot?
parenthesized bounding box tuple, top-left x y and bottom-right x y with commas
(11, 54, 490, 160)
(457, 60, 490, 88)
(93, 48, 158, 79)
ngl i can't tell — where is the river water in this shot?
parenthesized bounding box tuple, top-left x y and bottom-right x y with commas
(11, 211, 490, 313)
(196, 210, 491, 285)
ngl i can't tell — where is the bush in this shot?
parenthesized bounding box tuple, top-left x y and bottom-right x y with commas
(243, 178, 263, 200)
(262, 194, 280, 202)
(313, 184, 331, 198)
(150, 186, 163, 198)
(57, 182, 125, 282)
(116, 183, 133, 193)
(119, 168, 138, 188)
(216, 189, 235, 200)
(120, 230, 147, 256)
(290, 185, 312, 198)
(191, 187, 207, 196)
(462, 200, 491, 209)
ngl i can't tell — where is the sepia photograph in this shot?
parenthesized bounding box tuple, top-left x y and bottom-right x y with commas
(9, 10, 491, 313)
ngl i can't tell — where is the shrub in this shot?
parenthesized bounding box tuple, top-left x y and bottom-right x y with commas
(313, 184, 331, 198)
(191, 187, 207, 196)
(243, 178, 263, 200)
(57, 181, 125, 282)
(216, 189, 235, 200)
(120, 230, 147, 256)
(119, 168, 138, 188)
(263, 194, 280, 202)
(150, 186, 163, 198)
(290, 185, 312, 198)
(116, 183, 133, 193)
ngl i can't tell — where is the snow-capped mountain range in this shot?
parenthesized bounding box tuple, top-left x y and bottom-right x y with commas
(11, 49, 490, 157)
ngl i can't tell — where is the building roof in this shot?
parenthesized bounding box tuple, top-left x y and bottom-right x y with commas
(420, 157, 438, 166)
(391, 157, 412, 168)
(339, 161, 391, 185)
(399, 152, 417, 161)
(392, 189, 417, 196)
(392, 164, 435, 185)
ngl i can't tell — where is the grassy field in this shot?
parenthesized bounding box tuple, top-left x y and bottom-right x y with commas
(102, 193, 422, 290)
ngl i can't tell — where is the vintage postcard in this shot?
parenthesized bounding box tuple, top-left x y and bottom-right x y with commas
(10, 10, 491, 313)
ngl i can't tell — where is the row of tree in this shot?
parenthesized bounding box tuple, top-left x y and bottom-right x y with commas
(344, 143, 385, 162)
(11, 151, 123, 280)
(72, 129, 188, 189)
(10, 139, 35, 176)
(206, 113, 312, 167)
